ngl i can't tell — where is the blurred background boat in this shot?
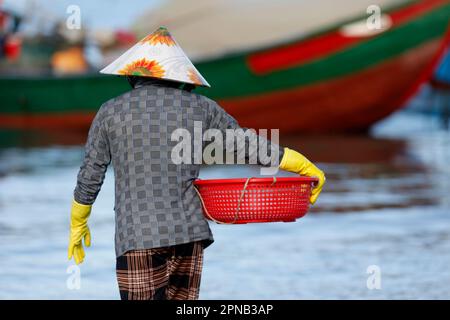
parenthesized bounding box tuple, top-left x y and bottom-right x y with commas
(0, 0, 449, 133)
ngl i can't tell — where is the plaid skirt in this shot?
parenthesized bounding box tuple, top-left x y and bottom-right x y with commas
(116, 241, 204, 300)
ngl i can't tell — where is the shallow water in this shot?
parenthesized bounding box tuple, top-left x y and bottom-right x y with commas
(0, 110, 449, 299)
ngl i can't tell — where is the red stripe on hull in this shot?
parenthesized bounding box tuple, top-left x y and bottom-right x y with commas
(247, 0, 448, 75)
(221, 39, 441, 133)
(0, 112, 96, 130)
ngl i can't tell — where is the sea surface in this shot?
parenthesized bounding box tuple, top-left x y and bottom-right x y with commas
(0, 110, 449, 299)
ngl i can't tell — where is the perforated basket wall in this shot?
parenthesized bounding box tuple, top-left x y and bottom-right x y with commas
(194, 177, 317, 224)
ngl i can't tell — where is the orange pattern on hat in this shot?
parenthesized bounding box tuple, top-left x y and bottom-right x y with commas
(118, 58, 165, 77)
(100, 26, 210, 87)
(187, 68, 203, 85)
(140, 27, 176, 46)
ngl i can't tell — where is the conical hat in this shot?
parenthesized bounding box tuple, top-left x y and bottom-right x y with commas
(100, 27, 210, 87)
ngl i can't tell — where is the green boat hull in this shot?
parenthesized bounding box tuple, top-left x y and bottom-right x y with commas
(1, 0, 449, 133)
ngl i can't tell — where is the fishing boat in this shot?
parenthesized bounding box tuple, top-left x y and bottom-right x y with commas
(0, 0, 449, 133)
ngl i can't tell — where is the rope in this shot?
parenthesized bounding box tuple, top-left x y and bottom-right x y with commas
(194, 176, 277, 224)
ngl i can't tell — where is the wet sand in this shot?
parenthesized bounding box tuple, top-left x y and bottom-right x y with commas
(0, 110, 449, 299)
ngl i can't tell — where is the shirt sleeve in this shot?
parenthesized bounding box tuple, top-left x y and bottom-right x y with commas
(203, 97, 284, 167)
(74, 108, 111, 205)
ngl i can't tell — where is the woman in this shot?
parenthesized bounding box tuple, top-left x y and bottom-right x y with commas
(68, 27, 325, 300)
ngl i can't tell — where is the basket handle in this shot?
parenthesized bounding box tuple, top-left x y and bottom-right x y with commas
(194, 176, 277, 224)
(194, 183, 227, 224)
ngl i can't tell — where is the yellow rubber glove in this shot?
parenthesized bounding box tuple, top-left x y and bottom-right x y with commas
(68, 200, 92, 264)
(279, 147, 326, 205)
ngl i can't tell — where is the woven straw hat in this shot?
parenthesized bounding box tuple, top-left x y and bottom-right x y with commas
(100, 27, 210, 87)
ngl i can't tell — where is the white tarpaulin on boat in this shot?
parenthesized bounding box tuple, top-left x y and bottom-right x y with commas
(132, 0, 409, 60)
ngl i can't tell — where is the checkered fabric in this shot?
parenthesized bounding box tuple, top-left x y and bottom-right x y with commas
(116, 241, 204, 300)
(74, 84, 283, 257)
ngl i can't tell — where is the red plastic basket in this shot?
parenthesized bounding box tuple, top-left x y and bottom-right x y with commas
(193, 177, 318, 224)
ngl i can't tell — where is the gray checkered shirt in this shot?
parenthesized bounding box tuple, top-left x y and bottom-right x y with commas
(74, 84, 284, 257)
